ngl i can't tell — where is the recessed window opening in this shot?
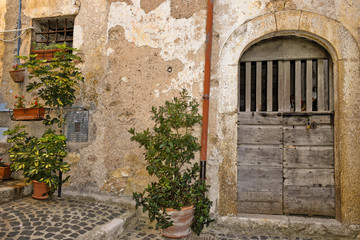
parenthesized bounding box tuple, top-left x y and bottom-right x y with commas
(32, 17, 75, 48)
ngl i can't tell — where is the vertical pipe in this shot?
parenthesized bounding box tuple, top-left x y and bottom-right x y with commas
(16, 0, 22, 62)
(200, 0, 214, 183)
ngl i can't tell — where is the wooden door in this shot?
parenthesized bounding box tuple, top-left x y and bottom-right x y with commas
(237, 46, 335, 216)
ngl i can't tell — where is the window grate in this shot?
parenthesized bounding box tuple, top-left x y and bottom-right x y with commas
(239, 59, 331, 113)
(33, 17, 74, 48)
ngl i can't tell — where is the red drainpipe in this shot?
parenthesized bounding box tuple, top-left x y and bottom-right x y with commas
(200, 0, 214, 183)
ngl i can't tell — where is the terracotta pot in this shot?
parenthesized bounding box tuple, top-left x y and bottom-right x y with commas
(31, 49, 64, 61)
(160, 206, 194, 238)
(12, 108, 46, 121)
(32, 180, 49, 200)
(9, 69, 25, 83)
(0, 165, 11, 180)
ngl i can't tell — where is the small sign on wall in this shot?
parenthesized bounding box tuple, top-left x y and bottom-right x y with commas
(67, 111, 88, 142)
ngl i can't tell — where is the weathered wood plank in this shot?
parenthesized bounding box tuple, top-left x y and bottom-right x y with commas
(238, 112, 282, 125)
(284, 186, 335, 216)
(267, 61, 273, 111)
(237, 191, 282, 202)
(317, 59, 325, 111)
(238, 166, 283, 192)
(324, 59, 330, 111)
(238, 166, 283, 181)
(329, 59, 334, 111)
(282, 114, 332, 126)
(283, 61, 291, 112)
(238, 145, 282, 167)
(284, 169, 334, 187)
(238, 201, 283, 215)
(256, 61, 262, 111)
(306, 60, 312, 111)
(246, 62, 251, 112)
(238, 125, 283, 145)
(284, 146, 334, 169)
(295, 60, 302, 112)
(278, 61, 284, 112)
(283, 125, 333, 146)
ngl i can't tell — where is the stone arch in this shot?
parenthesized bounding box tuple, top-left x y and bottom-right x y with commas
(216, 10, 360, 224)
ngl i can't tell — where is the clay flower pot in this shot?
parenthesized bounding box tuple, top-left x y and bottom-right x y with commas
(32, 180, 49, 200)
(9, 69, 25, 83)
(12, 108, 46, 121)
(31, 49, 64, 61)
(160, 206, 194, 238)
(0, 164, 11, 180)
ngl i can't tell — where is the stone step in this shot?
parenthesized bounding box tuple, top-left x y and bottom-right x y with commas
(0, 179, 32, 204)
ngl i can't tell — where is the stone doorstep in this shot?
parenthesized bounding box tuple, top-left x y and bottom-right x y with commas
(211, 214, 360, 239)
(0, 179, 32, 204)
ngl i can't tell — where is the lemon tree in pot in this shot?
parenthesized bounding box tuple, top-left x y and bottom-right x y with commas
(129, 89, 214, 238)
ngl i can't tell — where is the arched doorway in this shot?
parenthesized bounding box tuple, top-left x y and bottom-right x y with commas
(237, 36, 335, 216)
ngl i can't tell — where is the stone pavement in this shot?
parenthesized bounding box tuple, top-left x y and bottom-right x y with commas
(0, 196, 135, 240)
(118, 215, 360, 240)
(1, 179, 360, 240)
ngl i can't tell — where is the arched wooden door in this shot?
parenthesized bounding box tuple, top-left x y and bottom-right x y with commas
(237, 36, 335, 216)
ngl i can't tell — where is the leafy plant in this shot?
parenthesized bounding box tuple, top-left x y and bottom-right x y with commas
(12, 63, 23, 70)
(29, 97, 44, 108)
(4, 125, 70, 196)
(14, 95, 26, 109)
(0, 158, 7, 167)
(4, 44, 83, 197)
(18, 43, 84, 128)
(31, 41, 63, 51)
(129, 89, 214, 235)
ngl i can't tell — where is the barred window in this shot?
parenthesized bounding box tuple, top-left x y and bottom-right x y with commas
(32, 17, 75, 48)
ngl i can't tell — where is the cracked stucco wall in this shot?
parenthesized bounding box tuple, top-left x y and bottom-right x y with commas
(1, 0, 360, 225)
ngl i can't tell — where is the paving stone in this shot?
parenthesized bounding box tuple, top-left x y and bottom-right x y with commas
(33, 231, 44, 236)
(20, 230, 33, 236)
(7, 231, 19, 237)
(18, 237, 30, 240)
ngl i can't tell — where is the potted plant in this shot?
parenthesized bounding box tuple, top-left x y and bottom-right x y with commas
(0, 158, 11, 180)
(19, 43, 84, 126)
(4, 125, 69, 198)
(4, 44, 83, 199)
(9, 63, 25, 83)
(31, 41, 67, 61)
(12, 95, 46, 121)
(129, 89, 214, 238)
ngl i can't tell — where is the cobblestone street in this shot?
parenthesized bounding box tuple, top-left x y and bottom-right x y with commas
(118, 218, 336, 240)
(0, 196, 131, 240)
(0, 193, 359, 240)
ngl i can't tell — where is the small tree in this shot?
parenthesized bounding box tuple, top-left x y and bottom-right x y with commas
(4, 44, 83, 196)
(129, 89, 214, 235)
(19, 43, 84, 129)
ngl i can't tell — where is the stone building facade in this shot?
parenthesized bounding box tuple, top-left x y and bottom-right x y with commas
(0, 0, 359, 225)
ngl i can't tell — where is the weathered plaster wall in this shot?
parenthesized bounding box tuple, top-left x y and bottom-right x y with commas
(1, 0, 360, 225)
(2, 0, 207, 196)
(62, 0, 207, 196)
(211, 0, 360, 224)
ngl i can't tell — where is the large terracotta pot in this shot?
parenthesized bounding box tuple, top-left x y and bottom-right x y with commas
(0, 165, 11, 180)
(32, 180, 49, 200)
(160, 206, 194, 238)
(9, 69, 25, 83)
(12, 108, 46, 121)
